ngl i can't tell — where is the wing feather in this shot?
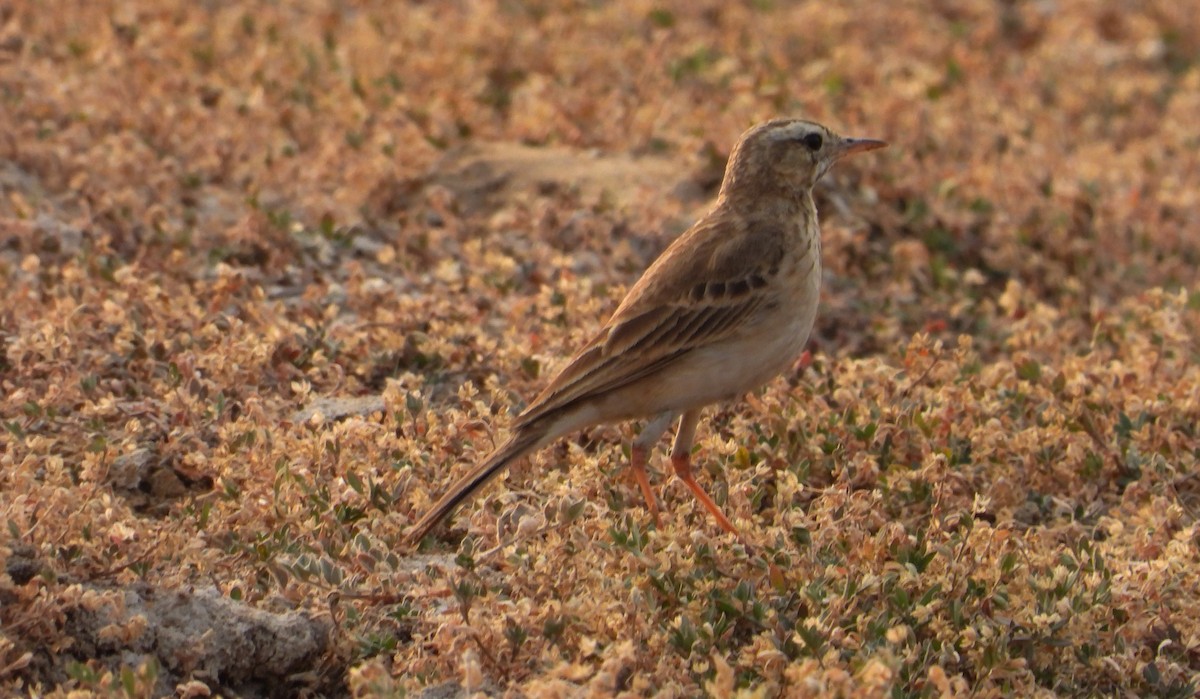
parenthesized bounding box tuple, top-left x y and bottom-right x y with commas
(515, 217, 795, 427)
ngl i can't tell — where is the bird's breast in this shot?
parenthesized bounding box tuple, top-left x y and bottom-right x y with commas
(641, 259, 821, 412)
(741, 255, 821, 384)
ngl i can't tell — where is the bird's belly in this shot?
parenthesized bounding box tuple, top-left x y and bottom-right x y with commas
(632, 293, 819, 414)
(726, 258, 822, 390)
(717, 296, 818, 390)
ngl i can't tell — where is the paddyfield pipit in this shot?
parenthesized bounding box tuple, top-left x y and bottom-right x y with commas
(406, 119, 885, 545)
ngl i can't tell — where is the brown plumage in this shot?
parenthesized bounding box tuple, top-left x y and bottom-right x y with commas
(405, 119, 885, 545)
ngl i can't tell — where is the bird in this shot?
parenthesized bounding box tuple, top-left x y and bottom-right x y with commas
(405, 118, 885, 546)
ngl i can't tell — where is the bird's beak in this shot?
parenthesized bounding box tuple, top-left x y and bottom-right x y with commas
(833, 137, 888, 159)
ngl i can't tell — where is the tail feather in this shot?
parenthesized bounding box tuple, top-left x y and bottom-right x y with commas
(404, 423, 551, 545)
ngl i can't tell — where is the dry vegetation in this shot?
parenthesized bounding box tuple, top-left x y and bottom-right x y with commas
(2, 0, 1199, 696)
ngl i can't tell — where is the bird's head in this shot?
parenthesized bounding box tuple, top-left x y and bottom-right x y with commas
(720, 119, 886, 198)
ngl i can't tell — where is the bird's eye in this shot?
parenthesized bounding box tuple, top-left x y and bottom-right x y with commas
(801, 133, 823, 151)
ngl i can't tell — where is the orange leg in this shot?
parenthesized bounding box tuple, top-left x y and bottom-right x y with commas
(670, 409, 741, 538)
(669, 452, 740, 536)
(630, 444, 661, 528)
(629, 411, 675, 528)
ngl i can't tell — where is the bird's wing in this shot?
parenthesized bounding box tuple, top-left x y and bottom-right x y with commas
(515, 215, 793, 425)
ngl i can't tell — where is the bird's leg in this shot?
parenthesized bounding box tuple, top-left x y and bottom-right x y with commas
(629, 446, 659, 527)
(630, 411, 676, 527)
(670, 409, 741, 538)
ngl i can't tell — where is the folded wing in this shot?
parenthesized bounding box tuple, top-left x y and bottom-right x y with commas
(515, 219, 790, 428)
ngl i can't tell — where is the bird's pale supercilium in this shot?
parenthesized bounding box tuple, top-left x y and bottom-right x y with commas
(405, 119, 886, 545)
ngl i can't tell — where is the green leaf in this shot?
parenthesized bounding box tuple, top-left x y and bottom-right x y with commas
(1017, 359, 1041, 382)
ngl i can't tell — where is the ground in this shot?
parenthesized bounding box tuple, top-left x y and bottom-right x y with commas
(1, 1, 1199, 697)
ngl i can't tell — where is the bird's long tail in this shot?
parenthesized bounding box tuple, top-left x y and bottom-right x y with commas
(404, 422, 552, 546)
